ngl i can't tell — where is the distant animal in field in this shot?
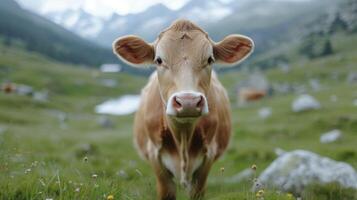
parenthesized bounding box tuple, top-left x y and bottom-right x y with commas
(1, 82, 16, 94)
(113, 19, 254, 200)
(237, 88, 267, 106)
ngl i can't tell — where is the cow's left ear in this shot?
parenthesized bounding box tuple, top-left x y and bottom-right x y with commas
(113, 35, 154, 67)
(213, 34, 254, 66)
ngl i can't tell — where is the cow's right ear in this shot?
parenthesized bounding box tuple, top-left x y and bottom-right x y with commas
(213, 34, 254, 67)
(113, 35, 154, 67)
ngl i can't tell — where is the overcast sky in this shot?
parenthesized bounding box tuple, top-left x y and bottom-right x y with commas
(16, 0, 191, 17)
(16, 0, 309, 18)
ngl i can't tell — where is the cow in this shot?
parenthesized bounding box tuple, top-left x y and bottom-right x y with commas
(237, 88, 267, 106)
(112, 19, 254, 200)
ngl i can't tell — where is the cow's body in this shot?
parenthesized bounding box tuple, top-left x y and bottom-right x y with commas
(238, 88, 266, 106)
(134, 71, 230, 191)
(112, 19, 254, 200)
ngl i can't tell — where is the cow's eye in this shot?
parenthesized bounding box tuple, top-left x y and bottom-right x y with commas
(155, 57, 163, 65)
(208, 56, 215, 65)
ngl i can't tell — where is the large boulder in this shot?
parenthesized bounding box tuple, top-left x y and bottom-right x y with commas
(259, 150, 357, 194)
(292, 94, 321, 112)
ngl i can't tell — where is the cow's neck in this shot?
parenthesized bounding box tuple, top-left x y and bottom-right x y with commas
(165, 116, 198, 186)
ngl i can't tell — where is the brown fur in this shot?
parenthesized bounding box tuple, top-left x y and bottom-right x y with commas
(239, 88, 266, 102)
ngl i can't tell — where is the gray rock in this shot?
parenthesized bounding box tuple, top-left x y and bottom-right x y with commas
(32, 90, 49, 102)
(273, 83, 293, 94)
(258, 107, 272, 119)
(117, 169, 129, 180)
(259, 150, 357, 194)
(293, 84, 306, 94)
(0, 125, 7, 134)
(100, 64, 121, 73)
(320, 129, 342, 144)
(347, 72, 357, 83)
(292, 94, 321, 112)
(309, 79, 321, 91)
(16, 84, 33, 96)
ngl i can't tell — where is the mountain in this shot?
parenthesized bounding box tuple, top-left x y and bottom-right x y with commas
(45, 9, 105, 39)
(11, 0, 345, 69)
(35, 0, 333, 54)
(206, 0, 334, 54)
(39, 0, 237, 46)
(0, 0, 116, 66)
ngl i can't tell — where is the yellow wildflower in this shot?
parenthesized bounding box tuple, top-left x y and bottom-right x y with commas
(286, 193, 294, 199)
(251, 164, 257, 171)
(220, 167, 225, 173)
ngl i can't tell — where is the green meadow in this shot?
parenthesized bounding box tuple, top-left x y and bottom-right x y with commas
(0, 33, 357, 199)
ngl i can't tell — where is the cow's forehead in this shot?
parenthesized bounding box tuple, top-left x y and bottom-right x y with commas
(155, 30, 213, 64)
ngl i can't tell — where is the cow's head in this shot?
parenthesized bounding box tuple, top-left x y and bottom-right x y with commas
(113, 20, 254, 119)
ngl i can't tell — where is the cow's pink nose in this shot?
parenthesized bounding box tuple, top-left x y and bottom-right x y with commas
(172, 93, 205, 117)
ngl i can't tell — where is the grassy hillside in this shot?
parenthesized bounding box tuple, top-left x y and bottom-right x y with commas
(0, 31, 357, 200)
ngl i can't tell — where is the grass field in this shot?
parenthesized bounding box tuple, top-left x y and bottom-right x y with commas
(0, 33, 357, 200)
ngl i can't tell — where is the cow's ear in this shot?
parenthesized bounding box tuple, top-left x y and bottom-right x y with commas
(213, 34, 254, 66)
(113, 35, 154, 67)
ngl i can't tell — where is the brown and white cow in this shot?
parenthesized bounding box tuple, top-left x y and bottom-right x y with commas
(113, 20, 254, 200)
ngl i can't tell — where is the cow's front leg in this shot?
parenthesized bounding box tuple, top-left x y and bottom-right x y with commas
(151, 160, 176, 200)
(189, 158, 213, 200)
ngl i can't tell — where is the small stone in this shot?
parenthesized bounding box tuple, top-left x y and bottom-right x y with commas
(16, 84, 33, 96)
(353, 99, 357, 107)
(117, 170, 129, 180)
(320, 129, 342, 143)
(347, 72, 357, 83)
(32, 90, 49, 102)
(292, 94, 320, 112)
(258, 107, 272, 119)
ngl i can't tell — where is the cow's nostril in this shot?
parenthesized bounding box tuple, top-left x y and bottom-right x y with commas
(173, 96, 182, 109)
(196, 96, 204, 108)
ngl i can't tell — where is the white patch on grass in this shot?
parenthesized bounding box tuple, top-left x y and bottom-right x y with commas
(95, 95, 140, 115)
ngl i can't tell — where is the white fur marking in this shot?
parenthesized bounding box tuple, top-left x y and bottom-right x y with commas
(161, 152, 178, 177)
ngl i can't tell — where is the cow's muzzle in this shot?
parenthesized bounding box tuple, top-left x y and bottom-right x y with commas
(166, 91, 209, 117)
